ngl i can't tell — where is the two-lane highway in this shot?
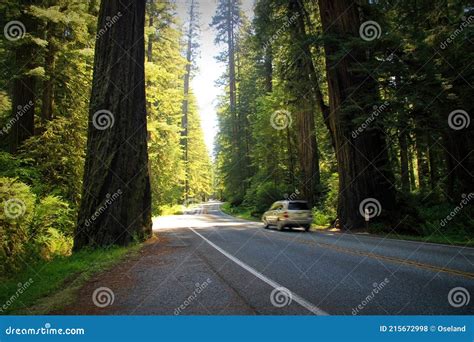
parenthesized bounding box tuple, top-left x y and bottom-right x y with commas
(63, 201, 473, 315)
(147, 202, 473, 315)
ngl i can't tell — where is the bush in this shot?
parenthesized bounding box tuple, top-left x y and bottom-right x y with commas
(312, 173, 338, 227)
(244, 181, 288, 214)
(0, 152, 42, 193)
(31, 196, 75, 260)
(0, 177, 36, 274)
(1, 179, 76, 275)
(20, 117, 86, 204)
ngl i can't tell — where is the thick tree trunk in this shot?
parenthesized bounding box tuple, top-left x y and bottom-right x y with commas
(444, 128, 474, 199)
(10, 2, 37, 153)
(288, 0, 321, 206)
(74, 0, 152, 250)
(318, 0, 396, 230)
(10, 75, 36, 153)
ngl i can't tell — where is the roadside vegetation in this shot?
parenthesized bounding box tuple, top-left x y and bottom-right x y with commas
(0, 244, 140, 314)
(0, 1, 212, 279)
(213, 0, 473, 245)
(0, 0, 472, 306)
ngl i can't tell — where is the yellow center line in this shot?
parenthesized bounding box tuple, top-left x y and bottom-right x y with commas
(280, 235, 474, 280)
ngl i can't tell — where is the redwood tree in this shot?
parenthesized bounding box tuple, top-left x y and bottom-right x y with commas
(318, 0, 396, 230)
(74, 0, 152, 249)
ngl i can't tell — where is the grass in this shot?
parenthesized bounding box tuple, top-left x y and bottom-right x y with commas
(0, 243, 141, 315)
(220, 202, 261, 222)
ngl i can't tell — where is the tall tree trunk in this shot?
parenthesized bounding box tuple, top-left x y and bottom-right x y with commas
(399, 129, 410, 193)
(74, 0, 152, 250)
(264, 45, 273, 93)
(414, 128, 429, 191)
(443, 128, 474, 199)
(288, 0, 321, 206)
(181, 0, 197, 202)
(227, 0, 237, 144)
(146, 15, 153, 63)
(318, 0, 396, 230)
(10, 1, 37, 153)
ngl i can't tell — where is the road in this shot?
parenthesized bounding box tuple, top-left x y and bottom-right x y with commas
(62, 202, 474, 315)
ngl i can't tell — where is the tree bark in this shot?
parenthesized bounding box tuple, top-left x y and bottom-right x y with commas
(288, 0, 321, 206)
(318, 0, 396, 230)
(443, 128, 474, 199)
(399, 129, 410, 192)
(414, 128, 429, 191)
(10, 1, 37, 153)
(74, 0, 152, 250)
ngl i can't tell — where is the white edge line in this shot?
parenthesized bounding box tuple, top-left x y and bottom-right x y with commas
(189, 227, 329, 316)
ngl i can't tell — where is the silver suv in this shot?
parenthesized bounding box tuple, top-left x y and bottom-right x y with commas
(262, 200, 313, 231)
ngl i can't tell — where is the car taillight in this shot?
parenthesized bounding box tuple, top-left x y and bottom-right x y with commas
(283, 212, 289, 218)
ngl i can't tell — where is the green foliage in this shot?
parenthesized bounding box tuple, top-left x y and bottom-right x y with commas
(0, 177, 76, 275)
(31, 195, 75, 260)
(20, 117, 86, 204)
(312, 172, 339, 226)
(0, 177, 36, 274)
(244, 181, 288, 214)
(146, 2, 212, 214)
(0, 152, 42, 192)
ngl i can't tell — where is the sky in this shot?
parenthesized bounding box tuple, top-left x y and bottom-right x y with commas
(175, 0, 254, 156)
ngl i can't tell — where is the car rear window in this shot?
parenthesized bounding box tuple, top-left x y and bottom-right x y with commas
(288, 202, 309, 210)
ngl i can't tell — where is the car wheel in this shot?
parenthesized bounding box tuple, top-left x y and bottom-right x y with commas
(304, 224, 311, 232)
(277, 221, 284, 231)
(263, 219, 269, 229)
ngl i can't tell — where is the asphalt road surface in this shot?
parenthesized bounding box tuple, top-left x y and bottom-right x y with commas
(64, 202, 474, 315)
